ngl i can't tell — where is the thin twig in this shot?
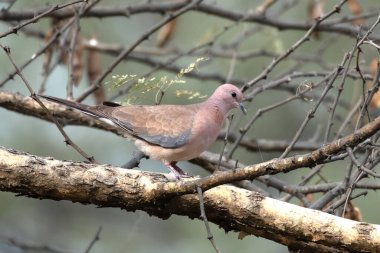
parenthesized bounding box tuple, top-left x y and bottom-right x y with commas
(76, 0, 204, 102)
(84, 226, 102, 253)
(66, 4, 83, 98)
(196, 185, 220, 253)
(217, 114, 234, 171)
(242, 0, 347, 92)
(0, 0, 86, 39)
(279, 55, 348, 158)
(0, 44, 96, 163)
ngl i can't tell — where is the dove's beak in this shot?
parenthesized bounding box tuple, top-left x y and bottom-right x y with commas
(239, 102, 247, 115)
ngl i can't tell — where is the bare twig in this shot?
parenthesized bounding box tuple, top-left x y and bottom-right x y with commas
(84, 226, 102, 253)
(196, 185, 220, 253)
(0, 44, 96, 163)
(76, 0, 204, 102)
(0, 0, 86, 39)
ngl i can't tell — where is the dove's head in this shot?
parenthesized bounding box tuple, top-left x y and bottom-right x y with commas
(210, 83, 246, 114)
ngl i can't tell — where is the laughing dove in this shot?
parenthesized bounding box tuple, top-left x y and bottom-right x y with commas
(40, 83, 246, 178)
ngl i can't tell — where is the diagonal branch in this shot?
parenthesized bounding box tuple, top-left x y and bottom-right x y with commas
(1, 90, 380, 194)
(0, 146, 379, 253)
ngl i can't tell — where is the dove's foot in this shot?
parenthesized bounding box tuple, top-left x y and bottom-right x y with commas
(166, 162, 192, 180)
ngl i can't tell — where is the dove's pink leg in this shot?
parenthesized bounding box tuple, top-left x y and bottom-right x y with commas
(166, 162, 190, 179)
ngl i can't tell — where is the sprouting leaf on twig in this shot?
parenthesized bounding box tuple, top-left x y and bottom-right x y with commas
(106, 58, 209, 104)
(175, 89, 207, 100)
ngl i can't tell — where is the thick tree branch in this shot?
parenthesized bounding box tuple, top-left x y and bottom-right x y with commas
(1, 90, 380, 193)
(0, 146, 379, 253)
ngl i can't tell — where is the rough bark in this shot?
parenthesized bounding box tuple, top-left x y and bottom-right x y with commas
(3, 91, 380, 194)
(0, 146, 379, 253)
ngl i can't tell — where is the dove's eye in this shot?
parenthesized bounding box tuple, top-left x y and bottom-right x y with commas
(231, 92, 237, 98)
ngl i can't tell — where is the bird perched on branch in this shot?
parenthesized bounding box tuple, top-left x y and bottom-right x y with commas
(40, 83, 246, 179)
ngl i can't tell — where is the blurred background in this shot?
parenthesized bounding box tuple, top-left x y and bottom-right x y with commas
(1, 0, 380, 252)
